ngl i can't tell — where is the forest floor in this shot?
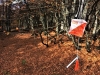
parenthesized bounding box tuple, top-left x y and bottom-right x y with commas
(0, 31, 100, 75)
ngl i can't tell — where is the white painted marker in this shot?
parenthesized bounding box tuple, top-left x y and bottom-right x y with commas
(66, 56, 78, 68)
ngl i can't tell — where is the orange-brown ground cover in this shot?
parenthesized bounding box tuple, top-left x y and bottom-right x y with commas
(0, 32, 100, 75)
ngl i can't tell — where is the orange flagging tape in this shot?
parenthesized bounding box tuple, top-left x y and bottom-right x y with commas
(74, 59, 80, 71)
